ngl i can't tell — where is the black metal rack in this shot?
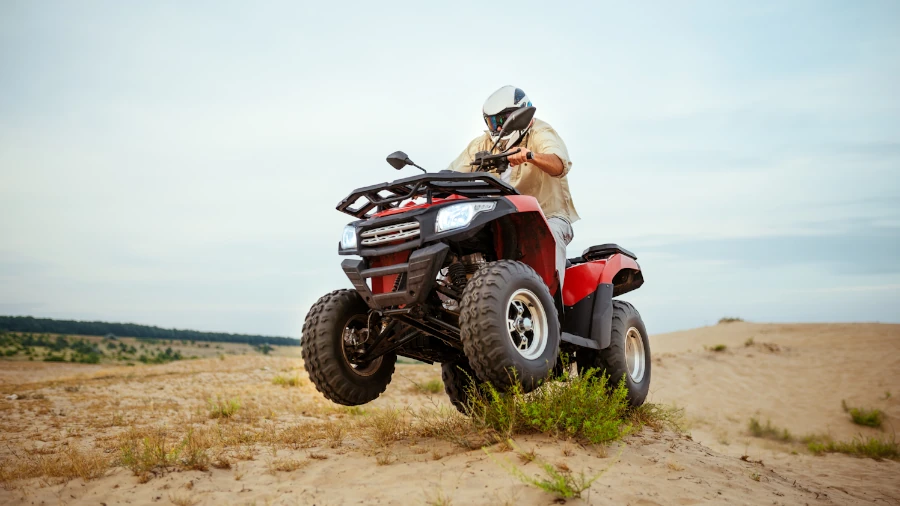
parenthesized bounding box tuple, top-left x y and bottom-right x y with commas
(336, 171, 519, 219)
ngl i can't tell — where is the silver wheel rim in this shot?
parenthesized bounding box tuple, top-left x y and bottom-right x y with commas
(625, 326, 645, 383)
(506, 289, 548, 360)
(340, 318, 382, 377)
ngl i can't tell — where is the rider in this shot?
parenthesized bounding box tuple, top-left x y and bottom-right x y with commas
(446, 85, 580, 290)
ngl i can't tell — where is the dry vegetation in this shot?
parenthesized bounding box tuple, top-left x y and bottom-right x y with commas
(747, 416, 899, 460)
(2, 322, 898, 504)
(0, 352, 678, 500)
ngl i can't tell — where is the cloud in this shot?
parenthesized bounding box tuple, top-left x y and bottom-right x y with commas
(1, 1, 898, 335)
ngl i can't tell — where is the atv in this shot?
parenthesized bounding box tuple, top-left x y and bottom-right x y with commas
(301, 106, 650, 412)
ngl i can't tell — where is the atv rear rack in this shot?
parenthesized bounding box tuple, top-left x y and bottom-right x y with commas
(336, 172, 518, 219)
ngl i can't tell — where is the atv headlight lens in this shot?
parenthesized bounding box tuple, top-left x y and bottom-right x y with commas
(435, 202, 496, 233)
(340, 225, 357, 250)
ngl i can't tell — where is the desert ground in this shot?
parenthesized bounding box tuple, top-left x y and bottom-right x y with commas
(0, 322, 897, 505)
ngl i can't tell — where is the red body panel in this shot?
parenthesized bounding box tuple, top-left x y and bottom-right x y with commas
(562, 253, 642, 306)
(369, 250, 411, 293)
(562, 260, 607, 306)
(502, 195, 559, 294)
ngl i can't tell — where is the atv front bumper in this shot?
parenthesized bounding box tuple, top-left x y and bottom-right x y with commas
(341, 243, 449, 309)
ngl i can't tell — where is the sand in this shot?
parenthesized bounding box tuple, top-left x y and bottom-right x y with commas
(0, 322, 897, 505)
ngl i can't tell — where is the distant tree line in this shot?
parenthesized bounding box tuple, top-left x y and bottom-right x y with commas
(0, 316, 300, 346)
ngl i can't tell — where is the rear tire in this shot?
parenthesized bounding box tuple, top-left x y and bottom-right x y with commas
(301, 290, 396, 405)
(459, 260, 560, 393)
(441, 359, 478, 414)
(576, 300, 651, 407)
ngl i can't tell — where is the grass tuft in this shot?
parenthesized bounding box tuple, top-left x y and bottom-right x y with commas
(272, 373, 303, 387)
(808, 435, 899, 460)
(748, 418, 793, 442)
(267, 457, 308, 473)
(486, 440, 605, 500)
(119, 427, 182, 477)
(411, 378, 444, 394)
(842, 400, 884, 428)
(463, 368, 635, 444)
(208, 397, 241, 419)
(718, 317, 744, 324)
(710, 344, 727, 352)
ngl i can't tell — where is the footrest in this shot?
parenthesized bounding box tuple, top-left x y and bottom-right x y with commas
(561, 332, 600, 350)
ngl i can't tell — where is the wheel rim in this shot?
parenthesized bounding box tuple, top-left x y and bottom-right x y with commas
(340, 315, 382, 377)
(506, 289, 548, 360)
(625, 326, 645, 383)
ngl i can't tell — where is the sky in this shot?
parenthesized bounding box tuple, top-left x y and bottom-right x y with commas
(1, 1, 898, 337)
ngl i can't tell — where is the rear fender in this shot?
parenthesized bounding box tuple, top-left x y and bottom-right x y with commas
(563, 254, 643, 306)
(561, 254, 643, 349)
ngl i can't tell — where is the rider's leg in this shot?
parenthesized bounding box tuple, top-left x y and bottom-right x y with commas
(547, 217, 574, 291)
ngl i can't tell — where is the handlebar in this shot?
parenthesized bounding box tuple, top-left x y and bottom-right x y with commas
(469, 148, 521, 173)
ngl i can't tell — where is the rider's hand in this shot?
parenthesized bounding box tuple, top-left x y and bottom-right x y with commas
(508, 148, 531, 166)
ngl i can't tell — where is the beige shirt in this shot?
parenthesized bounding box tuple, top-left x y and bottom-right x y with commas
(446, 118, 580, 224)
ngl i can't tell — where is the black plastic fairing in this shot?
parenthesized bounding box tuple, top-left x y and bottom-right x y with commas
(342, 243, 449, 309)
(561, 282, 614, 350)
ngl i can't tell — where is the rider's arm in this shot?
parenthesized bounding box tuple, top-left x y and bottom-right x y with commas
(527, 152, 565, 176)
(508, 124, 572, 178)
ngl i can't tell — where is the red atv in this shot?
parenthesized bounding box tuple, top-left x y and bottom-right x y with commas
(302, 107, 650, 412)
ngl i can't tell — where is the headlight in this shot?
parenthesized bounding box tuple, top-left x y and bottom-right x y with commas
(435, 202, 496, 233)
(340, 225, 358, 250)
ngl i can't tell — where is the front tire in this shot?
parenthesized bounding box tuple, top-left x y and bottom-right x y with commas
(576, 300, 651, 406)
(459, 260, 560, 393)
(301, 290, 396, 405)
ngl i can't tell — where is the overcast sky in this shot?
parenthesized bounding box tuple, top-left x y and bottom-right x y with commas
(1, 1, 898, 337)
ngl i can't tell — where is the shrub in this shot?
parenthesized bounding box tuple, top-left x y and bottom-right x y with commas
(841, 401, 884, 428)
(465, 368, 633, 444)
(718, 317, 744, 324)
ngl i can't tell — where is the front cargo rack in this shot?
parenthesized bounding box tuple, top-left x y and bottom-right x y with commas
(336, 171, 519, 219)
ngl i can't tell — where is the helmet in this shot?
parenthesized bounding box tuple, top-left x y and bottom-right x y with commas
(482, 85, 534, 149)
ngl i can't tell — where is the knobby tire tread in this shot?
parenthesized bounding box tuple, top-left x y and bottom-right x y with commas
(458, 260, 559, 392)
(301, 289, 395, 405)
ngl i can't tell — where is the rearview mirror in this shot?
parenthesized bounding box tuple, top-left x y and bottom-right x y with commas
(386, 151, 427, 173)
(499, 106, 536, 135)
(490, 106, 537, 153)
(386, 151, 412, 170)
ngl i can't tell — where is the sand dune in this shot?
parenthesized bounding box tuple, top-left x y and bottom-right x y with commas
(0, 322, 897, 505)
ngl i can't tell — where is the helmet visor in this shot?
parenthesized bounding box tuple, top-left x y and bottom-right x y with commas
(484, 110, 514, 134)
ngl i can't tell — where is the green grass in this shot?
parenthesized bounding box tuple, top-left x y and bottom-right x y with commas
(413, 379, 444, 394)
(842, 400, 884, 428)
(458, 364, 680, 445)
(207, 397, 241, 419)
(748, 418, 793, 442)
(272, 373, 303, 387)
(485, 440, 605, 500)
(808, 435, 899, 460)
(710, 344, 727, 352)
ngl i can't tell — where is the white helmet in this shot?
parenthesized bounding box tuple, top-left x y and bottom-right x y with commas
(482, 85, 534, 149)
